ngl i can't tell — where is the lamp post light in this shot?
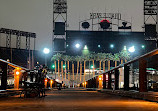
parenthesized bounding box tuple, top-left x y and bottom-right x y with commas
(43, 48, 50, 66)
(110, 44, 114, 49)
(128, 46, 136, 88)
(75, 43, 80, 48)
(141, 45, 145, 49)
(128, 46, 135, 53)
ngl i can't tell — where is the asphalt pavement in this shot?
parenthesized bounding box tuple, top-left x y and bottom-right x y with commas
(0, 88, 158, 111)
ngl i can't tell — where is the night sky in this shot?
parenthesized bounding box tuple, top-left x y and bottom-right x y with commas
(0, 0, 144, 50)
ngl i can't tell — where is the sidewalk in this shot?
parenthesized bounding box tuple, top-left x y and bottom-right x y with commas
(97, 89, 158, 102)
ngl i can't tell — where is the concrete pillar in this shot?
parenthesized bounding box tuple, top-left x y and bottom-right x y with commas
(99, 75, 103, 89)
(124, 65, 130, 91)
(86, 81, 88, 88)
(86, 80, 89, 88)
(14, 74, 20, 89)
(0, 62, 8, 90)
(45, 79, 47, 88)
(115, 69, 119, 90)
(156, 0, 158, 44)
(107, 72, 112, 89)
(89, 79, 91, 88)
(91, 78, 94, 88)
(139, 59, 147, 92)
(96, 76, 99, 88)
(30, 71, 34, 82)
(103, 74, 106, 89)
(93, 78, 96, 88)
(50, 80, 53, 88)
(14, 68, 21, 89)
(87, 80, 89, 88)
(23, 72, 28, 89)
(88, 80, 92, 88)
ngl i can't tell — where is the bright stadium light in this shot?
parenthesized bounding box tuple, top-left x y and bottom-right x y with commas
(75, 43, 80, 48)
(43, 48, 50, 54)
(124, 46, 127, 50)
(141, 45, 145, 49)
(84, 45, 88, 50)
(91, 65, 94, 69)
(128, 46, 135, 53)
(110, 44, 114, 48)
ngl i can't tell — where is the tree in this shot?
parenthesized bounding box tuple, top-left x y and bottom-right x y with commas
(78, 56, 84, 82)
(66, 55, 71, 81)
(102, 53, 108, 72)
(106, 53, 114, 70)
(91, 53, 96, 77)
(63, 55, 69, 81)
(119, 49, 130, 64)
(95, 53, 104, 73)
(82, 55, 88, 82)
(75, 56, 80, 83)
(55, 53, 62, 78)
(85, 53, 93, 79)
(113, 53, 120, 67)
(70, 56, 75, 81)
(51, 54, 58, 74)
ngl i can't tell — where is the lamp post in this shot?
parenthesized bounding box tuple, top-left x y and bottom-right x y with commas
(43, 48, 50, 66)
(128, 46, 136, 88)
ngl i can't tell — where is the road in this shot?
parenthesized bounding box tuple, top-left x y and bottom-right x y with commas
(0, 89, 158, 111)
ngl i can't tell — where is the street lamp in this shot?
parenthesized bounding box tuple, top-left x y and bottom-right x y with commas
(141, 45, 145, 49)
(91, 65, 94, 69)
(82, 45, 89, 55)
(52, 64, 55, 69)
(110, 44, 114, 49)
(75, 43, 80, 48)
(84, 45, 88, 50)
(128, 46, 135, 53)
(128, 46, 135, 88)
(43, 48, 50, 66)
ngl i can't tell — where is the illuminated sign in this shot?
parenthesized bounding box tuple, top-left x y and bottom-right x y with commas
(90, 13, 121, 20)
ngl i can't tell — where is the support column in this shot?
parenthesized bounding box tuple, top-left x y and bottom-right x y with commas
(103, 73, 106, 89)
(44, 79, 47, 88)
(139, 59, 147, 92)
(115, 69, 119, 90)
(90, 79, 93, 88)
(88, 80, 90, 88)
(124, 65, 129, 91)
(86, 81, 88, 88)
(14, 68, 21, 89)
(87, 80, 89, 88)
(0, 62, 8, 90)
(93, 78, 96, 88)
(99, 75, 102, 89)
(50, 80, 53, 88)
(23, 71, 28, 89)
(96, 77, 99, 88)
(92, 78, 95, 88)
(107, 72, 112, 89)
(30, 71, 34, 82)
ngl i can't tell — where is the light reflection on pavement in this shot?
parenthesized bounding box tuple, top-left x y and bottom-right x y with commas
(0, 89, 158, 111)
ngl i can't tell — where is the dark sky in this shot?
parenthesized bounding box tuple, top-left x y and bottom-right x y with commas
(0, 0, 144, 50)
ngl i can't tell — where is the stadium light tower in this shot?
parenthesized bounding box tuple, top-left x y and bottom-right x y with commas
(43, 48, 50, 66)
